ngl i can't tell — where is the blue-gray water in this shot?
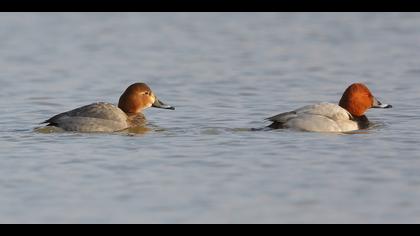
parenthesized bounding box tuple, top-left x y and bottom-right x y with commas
(1, 13, 420, 223)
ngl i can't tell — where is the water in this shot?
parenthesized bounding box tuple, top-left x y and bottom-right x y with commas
(1, 13, 420, 223)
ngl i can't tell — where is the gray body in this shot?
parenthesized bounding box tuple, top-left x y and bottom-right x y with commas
(43, 102, 145, 132)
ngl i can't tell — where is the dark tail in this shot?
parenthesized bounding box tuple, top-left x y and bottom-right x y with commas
(267, 121, 285, 130)
(250, 126, 278, 131)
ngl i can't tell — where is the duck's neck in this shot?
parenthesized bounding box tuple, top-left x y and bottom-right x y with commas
(125, 111, 143, 117)
(127, 113, 147, 126)
(351, 115, 370, 130)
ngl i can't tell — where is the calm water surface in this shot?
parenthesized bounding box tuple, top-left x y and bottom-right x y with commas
(1, 13, 420, 223)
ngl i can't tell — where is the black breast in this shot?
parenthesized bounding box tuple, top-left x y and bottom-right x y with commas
(352, 115, 370, 130)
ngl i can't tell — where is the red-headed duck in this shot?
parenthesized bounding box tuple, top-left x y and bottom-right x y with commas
(42, 83, 174, 132)
(267, 83, 392, 132)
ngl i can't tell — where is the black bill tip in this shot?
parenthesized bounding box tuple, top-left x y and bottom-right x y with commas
(152, 99, 175, 110)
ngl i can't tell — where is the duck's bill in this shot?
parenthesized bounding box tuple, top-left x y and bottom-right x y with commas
(152, 99, 175, 110)
(372, 97, 392, 109)
(373, 104, 392, 109)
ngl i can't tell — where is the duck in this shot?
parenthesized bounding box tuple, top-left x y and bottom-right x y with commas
(266, 83, 392, 132)
(42, 83, 174, 132)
